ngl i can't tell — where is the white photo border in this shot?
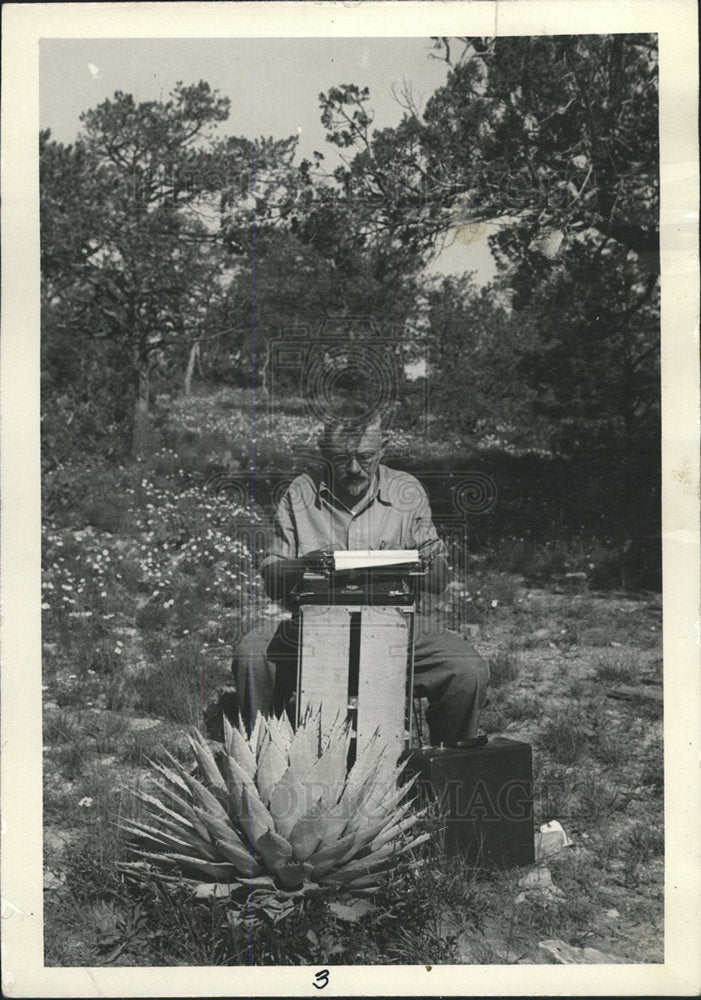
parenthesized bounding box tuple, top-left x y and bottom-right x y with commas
(2, 2, 699, 996)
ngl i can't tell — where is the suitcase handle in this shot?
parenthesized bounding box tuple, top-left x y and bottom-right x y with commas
(442, 735, 489, 750)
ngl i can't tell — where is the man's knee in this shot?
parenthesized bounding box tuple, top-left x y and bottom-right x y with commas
(446, 649, 489, 697)
(232, 625, 272, 669)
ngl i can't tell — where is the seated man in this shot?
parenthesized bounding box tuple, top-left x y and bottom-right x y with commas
(232, 409, 489, 745)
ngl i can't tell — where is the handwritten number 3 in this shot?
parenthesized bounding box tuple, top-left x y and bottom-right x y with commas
(313, 968, 330, 989)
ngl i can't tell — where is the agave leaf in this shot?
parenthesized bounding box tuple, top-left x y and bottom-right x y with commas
(256, 737, 288, 806)
(129, 809, 198, 845)
(320, 845, 398, 885)
(219, 751, 258, 816)
(150, 758, 192, 797)
(131, 788, 198, 830)
(120, 820, 221, 862)
(287, 713, 319, 784)
(306, 807, 349, 849)
(276, 711, 295, 749)
(188, 731, 228, 796)
(307, 719, 351, 809)
(274, 859, 314, 889)
(240, 874, 277, 888)
(190, 807, 264, 875)
(145, 776, 218, 842)
(134, 849, 241, 881)
(251, 713, 268, 760)
(255, 828, 293, 872)
(369, 809, 424, 854)
(356, 768, 404, 819)
(337, 739, 386, 814)
(148, 778, 196, 815)
(373, 781, 416, 824)
(307, 830, 358, 877)
(338, 873, 381, 889)
(222, 712, 236, 756)
(154, 785, 212, 843)
(226, 719, 257, 780)
(349, 792, 416, 848)
(182, 772, 231, 824)
(334, 811, 395, 867)
(214, 836, 264, 877)
(191, 805, 247, 848)
(240, 783, 275, 847)
(118, 861, 189, 887)
(263, 716, 292, 760)
(344, 778, 413, 839)
(373, 766, 418, 813)
(267, 768, 306, 841)
(288, 799, 325, 862)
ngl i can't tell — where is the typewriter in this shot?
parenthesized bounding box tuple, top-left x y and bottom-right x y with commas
(291, 549, 427, 606)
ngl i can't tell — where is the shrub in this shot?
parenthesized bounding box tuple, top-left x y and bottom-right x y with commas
(593, 651, 640, 685)
(133, 642, 222, 725)
(537, 709, 589, 765)
(622, 818, 664, 866)
(488, 649, 520, 689)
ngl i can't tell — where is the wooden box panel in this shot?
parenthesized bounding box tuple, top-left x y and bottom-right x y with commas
(297, 605, 351, 743)
(296, 604, 414, 762)
(356, 606, 412, 757)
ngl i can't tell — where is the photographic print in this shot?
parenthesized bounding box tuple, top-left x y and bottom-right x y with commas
(2, 2, 699, 997)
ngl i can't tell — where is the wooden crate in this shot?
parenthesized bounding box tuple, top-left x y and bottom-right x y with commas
(296, 604, 414, 761)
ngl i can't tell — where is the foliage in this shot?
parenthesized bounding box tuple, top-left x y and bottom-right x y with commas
(317, 35, 658, 270)
(40, 83, 299, 456)
(422, 273, 543, 446)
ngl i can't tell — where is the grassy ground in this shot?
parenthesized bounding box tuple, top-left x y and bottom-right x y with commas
(42, 388, 663, 966)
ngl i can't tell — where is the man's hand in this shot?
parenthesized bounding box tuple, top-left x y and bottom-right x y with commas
(260, 556, 307, 603)
(302, 549, 333, 568)
(419, 539, 449, 595)
(260, 550, 334, 603)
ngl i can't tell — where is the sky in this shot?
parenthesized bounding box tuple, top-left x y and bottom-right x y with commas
(40, 37, 497, 283)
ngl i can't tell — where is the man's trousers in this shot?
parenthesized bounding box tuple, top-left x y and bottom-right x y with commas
(232, 614, 489, 745)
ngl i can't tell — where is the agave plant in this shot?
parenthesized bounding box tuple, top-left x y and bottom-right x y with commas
(120, 711, 428, 901)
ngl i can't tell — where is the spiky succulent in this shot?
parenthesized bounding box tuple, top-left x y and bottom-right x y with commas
(121, 711, 428, 899)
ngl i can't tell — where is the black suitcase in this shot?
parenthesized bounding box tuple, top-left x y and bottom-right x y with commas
(400, 737, 535, 869)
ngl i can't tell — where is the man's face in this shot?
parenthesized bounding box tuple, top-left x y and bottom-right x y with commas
(325, 423, 384, 499)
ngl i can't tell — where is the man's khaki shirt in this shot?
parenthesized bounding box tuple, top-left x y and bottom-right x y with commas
(262, 464, 446, 566)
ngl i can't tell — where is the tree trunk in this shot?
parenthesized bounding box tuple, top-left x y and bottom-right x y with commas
(132, 366, 153, 458)
(184, 341, 200, 396)
(260, 346, 270, 403)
